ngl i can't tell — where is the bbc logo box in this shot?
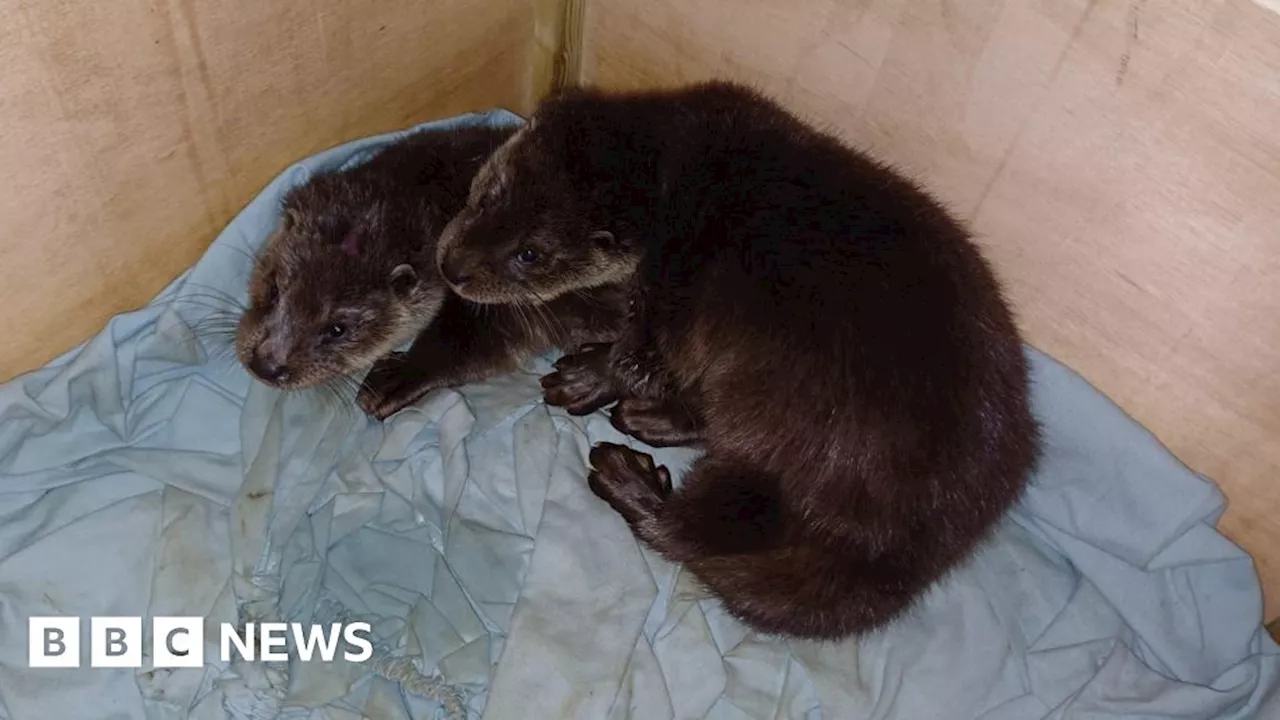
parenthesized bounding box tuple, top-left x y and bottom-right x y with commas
(29, 616, 373, 668)
(27, 617, 80, 668)
(29, 616, 204, 668)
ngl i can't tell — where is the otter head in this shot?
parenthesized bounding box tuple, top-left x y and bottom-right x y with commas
(434, 119, 640, 305)
(234, 180, 446, 390)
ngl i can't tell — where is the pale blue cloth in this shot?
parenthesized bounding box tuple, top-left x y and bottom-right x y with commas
(0, 110, 1276, 719)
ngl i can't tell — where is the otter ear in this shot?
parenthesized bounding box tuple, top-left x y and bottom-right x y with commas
(281, 208, 301, 231)
(390, 264, 418, 299)
(588, 230, 616, 247)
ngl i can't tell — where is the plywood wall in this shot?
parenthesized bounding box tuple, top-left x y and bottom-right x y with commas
(582, 0, 1280, 619)
(0, 0, 538, 382)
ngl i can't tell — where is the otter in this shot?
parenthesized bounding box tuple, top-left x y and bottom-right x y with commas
(234, 123, 626, 420)
(434, 82, 1042, 640)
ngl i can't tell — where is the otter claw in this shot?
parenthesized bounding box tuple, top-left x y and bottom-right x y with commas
(609, 397, 702, 447)
(541, 346, 619, 415)
(555, 342, 611, 369)
(587, 442, 672, 525)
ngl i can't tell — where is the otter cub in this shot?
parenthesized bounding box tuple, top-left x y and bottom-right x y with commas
(435, 82, 1041, 640)
(235, 124, 625, 419)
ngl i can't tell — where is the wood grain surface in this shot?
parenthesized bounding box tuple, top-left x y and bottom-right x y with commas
(582, 0, 1280, 620)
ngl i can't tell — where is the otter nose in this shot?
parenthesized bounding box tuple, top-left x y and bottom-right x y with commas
(249, 350, 291, 384)
(439, 250, 473, 287)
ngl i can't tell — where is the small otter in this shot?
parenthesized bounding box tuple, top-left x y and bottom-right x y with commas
(234, 124, 626, 419)
(435, 82, 1042, 640)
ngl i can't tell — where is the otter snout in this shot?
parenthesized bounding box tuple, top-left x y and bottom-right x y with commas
(248, 347, 291, 384)
(438, 247, 475, 289)
(242, 325, 295, 386)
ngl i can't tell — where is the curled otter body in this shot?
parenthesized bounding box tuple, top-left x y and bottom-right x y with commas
(436, 82, 1042, 640)
(235, 124, 626, 419)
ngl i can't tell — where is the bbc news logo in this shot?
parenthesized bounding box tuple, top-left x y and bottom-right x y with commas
(29, 617, 373, 668)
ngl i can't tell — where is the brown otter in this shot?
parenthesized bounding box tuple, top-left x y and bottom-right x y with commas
(434, 82, 1042, 640)
(234, 124, 626, 419)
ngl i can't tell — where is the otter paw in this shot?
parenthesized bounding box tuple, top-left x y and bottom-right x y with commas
(357, 353, 433, 421)
(540, 344, 619, 415)
(607, 345, 665, 398)
(587, 442, 672, 526)
(610, 397, 703, 448)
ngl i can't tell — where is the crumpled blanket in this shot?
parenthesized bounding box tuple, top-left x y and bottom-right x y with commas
(0, 109, 1276, 720)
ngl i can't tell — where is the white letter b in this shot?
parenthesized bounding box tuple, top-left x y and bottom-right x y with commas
(91, 617, 142, 668)
(29, 617, 79, 668)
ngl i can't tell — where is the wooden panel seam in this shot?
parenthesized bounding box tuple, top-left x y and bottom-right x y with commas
(527, 0, 586, 108)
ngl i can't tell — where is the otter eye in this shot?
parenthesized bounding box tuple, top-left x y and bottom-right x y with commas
(325, 324, 346, 340)
(266, 281, 279, 306)
(516, 247, 540, 264)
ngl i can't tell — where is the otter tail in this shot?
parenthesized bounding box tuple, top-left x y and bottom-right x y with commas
(686, 545, 931, 640)
(621, 452, 939, 641)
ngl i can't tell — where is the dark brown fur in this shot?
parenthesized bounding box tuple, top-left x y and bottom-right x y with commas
(436, 82, 1042, 640)
(234, 124, 626, 419)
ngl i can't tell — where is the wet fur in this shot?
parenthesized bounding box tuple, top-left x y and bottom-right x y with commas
(235, 124, 626, 418)
(438, 82, 1042, 640)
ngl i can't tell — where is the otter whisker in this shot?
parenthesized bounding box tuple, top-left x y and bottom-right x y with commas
(320, 373, 373, 418)
(188, 308, 241, 320)
(188, 322, 238, 334)
(511, 301, 538, 347)
(530, 296, 573, 347)
(212, 348, 239, 366)
(187, 311, 243, 326)
(523, 299, 556, 343)
(198, 338, 240, 366)
(173, 300, 245, 317)
(189, 323, 243, 341)
(319, 371, 366, 406)
(189, 323, 241, 341)
(569, 287, 611, 310)
(179, 284, 249, 310)
(189, 314, 238, 329)
(173, 305, 248, 330)
(516, 280, 573, 346)
(329, 373, 364, 402)
(192, 336, 240, 355)
(189, 325, 240, 342)
(175, 288, 244, 304)
(184, 280, 247, 300)
(511, 302, 530, 342)
(191, 329, 240, 344)
(185, 306, 242, 318)
(219, 244, 263, 268)
(315, 382, 347, 416)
